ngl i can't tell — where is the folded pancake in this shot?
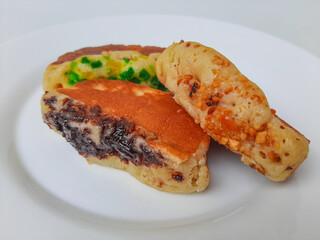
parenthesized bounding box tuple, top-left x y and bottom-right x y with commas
(156, 41, 309, 181)
(43, 44, 167, 91)
(41, 79, 210, 193)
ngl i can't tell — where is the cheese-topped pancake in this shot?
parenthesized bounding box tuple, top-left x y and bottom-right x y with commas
(156, 41, 309, 181)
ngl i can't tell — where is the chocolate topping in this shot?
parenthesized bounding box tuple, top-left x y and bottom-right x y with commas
(44, 98, 165, 166)
(52, 44, 165, 65)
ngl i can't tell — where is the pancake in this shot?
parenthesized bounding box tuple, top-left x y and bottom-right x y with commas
(156, 41, 309, 181)
(43, 44, 167, 91)
(41, 79, 210, 193)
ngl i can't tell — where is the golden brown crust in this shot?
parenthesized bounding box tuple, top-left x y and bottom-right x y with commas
(156, 41, 309, 181)
(53, 44, 165, 64)
(57, 79, 210, 164)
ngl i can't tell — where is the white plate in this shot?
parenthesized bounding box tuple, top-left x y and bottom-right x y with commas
(1, 15, 319, 240)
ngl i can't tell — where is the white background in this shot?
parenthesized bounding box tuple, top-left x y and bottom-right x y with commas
(1, 0, 320, 58)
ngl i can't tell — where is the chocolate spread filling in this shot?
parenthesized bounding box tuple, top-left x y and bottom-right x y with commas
(171, 172, 184, 182)
(44, 97, 165, 167)
(44, 96, 57, 110)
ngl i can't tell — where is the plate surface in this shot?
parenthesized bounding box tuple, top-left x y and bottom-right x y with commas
(1, 15, 320, 239)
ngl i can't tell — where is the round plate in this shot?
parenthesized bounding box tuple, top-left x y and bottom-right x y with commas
(1, 15, 319, 239)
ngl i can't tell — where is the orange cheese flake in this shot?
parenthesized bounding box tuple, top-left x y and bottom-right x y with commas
(220, 110, 239, 132)
(256, 131, 268, 144)
(196, 102, 202, 109)
(212, 55, 230, 67)
(220, 137, 228, 145)
(212, 96, 220, 102)
(211, 80, 221, 89)
(248, 127, 256, 136)
(198, 86, 206, 93)
(183, 74, 193, 81)
(229, 139, 240, 150)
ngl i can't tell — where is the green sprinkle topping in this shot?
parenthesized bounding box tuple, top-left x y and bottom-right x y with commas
(139, 69, 151, 81)
(150, 76, 166, 91)
(151, 76, 160, 86)
(70, 61, 77, 70)
(157, 82, 167, 92)
(81, 57, 90, 64)
(130, 77, 141, 84)
(68, 70, 85, 86)
(66, 55, 167, 91)
(91, 60, 103, 69)
(119, 67, 135, 81)
(149, 65, 155, 73)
